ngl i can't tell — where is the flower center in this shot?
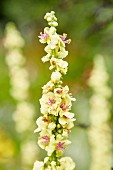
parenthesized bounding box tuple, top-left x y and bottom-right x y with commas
(56, 142, 65, 151)
(42, 136, 50, 144)
(57, 90, 62, 94)
(49, 98, 56, 105)
(60, 102, 69, 111)
(43, 117, 50, 122)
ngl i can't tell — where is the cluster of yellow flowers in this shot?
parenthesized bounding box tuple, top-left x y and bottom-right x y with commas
(0, 130, 15, 163)
(33, 11, 76, 170)
(88, 55, 112, 170)
(4, 23, 37, 168)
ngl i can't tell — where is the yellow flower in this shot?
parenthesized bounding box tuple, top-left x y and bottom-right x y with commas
(49, 57, 68, 74)
(55, 136, 71, 157)
(40, 92, 61, 115)
(33, 161, 44, 170)
(42, 80, 54, 94)
(42, 53, 51, 63)
(58, 47, 68, 59)
(38, 133, 51, 149)
(45, 135, 56, 156)
(59, 157, 76, 170)
(59, 111, 75, 129)
(34, 116, 49, 133)
(51, 71, 62, 83)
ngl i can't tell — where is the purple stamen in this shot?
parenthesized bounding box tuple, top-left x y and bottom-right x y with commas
(42, 136, 50, 144)
(61, 33, 67, 41)
(60, 102, 69, 111)
(49, 98, 56, 105)
(39, 33, 49, 39)
(61, 34, 71, 44)
(56, 142, 65, 151)
(57, 90, 62, 94)
(64, 39, 71, 44)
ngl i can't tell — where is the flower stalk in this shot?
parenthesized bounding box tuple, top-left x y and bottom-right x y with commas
(88, 55, 112, 170)
(4, 23, 37, 168)
(33, 11, 76, 170)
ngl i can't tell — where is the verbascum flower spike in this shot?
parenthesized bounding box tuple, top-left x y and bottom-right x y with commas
(4, 23, 37, 169)
(88, 55, 112, 170)
(33, 11, 76, 170)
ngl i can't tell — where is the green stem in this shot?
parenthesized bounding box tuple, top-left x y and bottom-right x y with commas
(50, 113, 60, 165)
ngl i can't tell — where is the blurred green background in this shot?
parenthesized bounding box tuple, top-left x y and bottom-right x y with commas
(0, 0, 113, 170)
